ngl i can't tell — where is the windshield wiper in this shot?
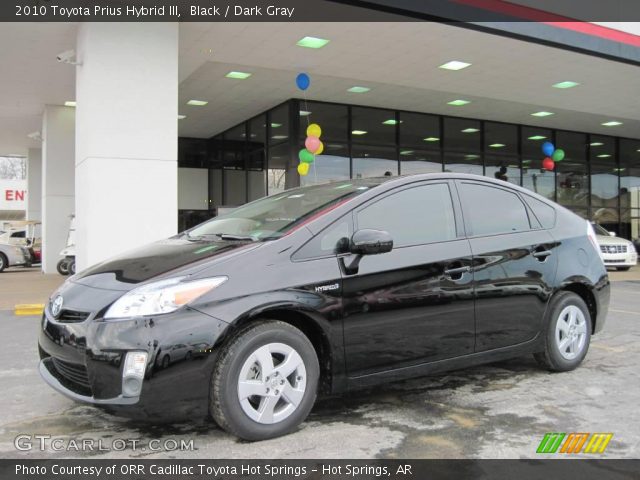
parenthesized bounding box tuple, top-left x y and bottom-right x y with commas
(216, 234, 256, 241)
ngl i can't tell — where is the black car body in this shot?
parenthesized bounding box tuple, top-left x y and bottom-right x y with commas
(38, 173, 609, 439)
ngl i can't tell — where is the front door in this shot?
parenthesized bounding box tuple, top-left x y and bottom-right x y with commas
(342, 182, 475, 377)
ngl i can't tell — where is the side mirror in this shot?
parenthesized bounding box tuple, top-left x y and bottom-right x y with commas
(609, 231, 617, 237)
(350, 229, 393, 255)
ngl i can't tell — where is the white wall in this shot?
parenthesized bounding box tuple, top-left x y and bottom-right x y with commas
(75, 23, 178, 270)
(178, 168, 208, 210)
(26, 149, 42, 223)
(42, 106, 75, 273)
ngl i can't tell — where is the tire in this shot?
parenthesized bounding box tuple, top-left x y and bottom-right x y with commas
(56, 259, 69, 276)
(616, 267, 631, 272)
(161, 355, 170, 369)
(0, 253, 7, 273)
(534, 291, 592, 372)
(210, 320, 319, 441)
(68, 260, 76, 275)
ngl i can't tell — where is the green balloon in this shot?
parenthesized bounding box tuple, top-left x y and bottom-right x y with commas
(299, 148, 315, 163)
(552, 149, 565, 162)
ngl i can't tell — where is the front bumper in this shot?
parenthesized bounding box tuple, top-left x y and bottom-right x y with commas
(38, 282, 229, 420)
(601, 251, 637, 268)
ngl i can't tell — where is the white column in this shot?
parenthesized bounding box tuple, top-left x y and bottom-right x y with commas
(41, 106, 75, 274)
(75, 23, 178, 270)
(26, 148, 42, 225)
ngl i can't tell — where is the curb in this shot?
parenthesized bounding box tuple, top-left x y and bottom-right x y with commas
(14, 304, 45, 316)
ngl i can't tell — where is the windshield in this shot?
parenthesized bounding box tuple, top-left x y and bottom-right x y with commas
(591, 222, 610, 236)
(188, 179, 386, 241)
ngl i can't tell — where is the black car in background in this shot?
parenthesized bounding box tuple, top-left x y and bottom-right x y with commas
(38, 174, 609, 440)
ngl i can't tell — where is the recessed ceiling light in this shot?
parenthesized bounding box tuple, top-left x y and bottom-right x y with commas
(225, 71, 252, 79)
(187, 99, 208, 106)
(597, 154, 612, 158)
(465, 154, 480, 160)
(448, 99, 471, 106)
(637, 149, 640, 153)
(528, 135, 547, 140)
(400, 150, 414, 155)
(461, 128, 480, 133)
(522, 160, 532, 164)
(271, 123, 282, 128)
(382, 119, 402, 125)
(553, 81, 580, 89)
(271, 135, 288, 140)
(614, 167, 626, 172)
(590, 142, 604, 146)
(489, 143, 506, 148)
(299, 110, 312, 116)
(347, 86, 370, 93)
(602, 121, 623, 127)
(351, 130, 367, 135)
(178, 114, 186, 120)
(423, 137, 440, 142)
(531, 111, 554, 117)
(439, 61, 472, 71)
(64, 101, 76, 107)
(296, 36, 330, 49)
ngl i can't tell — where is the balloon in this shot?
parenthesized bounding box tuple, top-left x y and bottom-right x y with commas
(306, 123, 322, 138)
(296, 73, 310, 91)
(297, 162, 310, 176)
(305, 136, 321, 153)
(552, 149, 565, 162)
(315, 141, 324, 155)
(542, 157, 555, 171)
(298, 148, 315, 163)
(542, 142, 555, 157)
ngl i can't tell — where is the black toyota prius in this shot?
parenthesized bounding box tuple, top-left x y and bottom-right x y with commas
(38, 173, 609, 440)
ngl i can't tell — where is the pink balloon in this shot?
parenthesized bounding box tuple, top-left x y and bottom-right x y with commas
(305, 136, 321, 153)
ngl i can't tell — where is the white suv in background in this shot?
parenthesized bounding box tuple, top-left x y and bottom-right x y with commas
(592, 222, 638, 271)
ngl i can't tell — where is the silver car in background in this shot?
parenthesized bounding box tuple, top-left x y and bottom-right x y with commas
(0, 241, 31, 272)
(592, 222, 638, 271)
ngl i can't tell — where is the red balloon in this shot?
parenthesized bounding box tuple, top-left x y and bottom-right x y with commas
(542, 157, 555, 171)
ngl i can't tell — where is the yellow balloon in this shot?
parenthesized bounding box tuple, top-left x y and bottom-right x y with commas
(297, 162, 310, 176)
(306, 123, 322, 138)
(315, 141, 324, 155)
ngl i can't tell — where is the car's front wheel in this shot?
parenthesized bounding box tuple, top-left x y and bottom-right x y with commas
(534, 291, 591, 372)
(210, 320, 319, 441)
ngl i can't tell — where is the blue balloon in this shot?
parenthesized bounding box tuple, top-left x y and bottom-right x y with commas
(296, 73, 310, 91)
(542, 142, 555, 157)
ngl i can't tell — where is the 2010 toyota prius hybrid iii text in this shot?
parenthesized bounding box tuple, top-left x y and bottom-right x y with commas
(38, 174, 609, 441)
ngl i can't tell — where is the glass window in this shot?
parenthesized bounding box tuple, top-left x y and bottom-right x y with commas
(269, 103, 290, 145)
(294, 217, 352, 259)
(357, 184, 457, 247)
(299, 102, 348, 142)
(523, 194, 556, 229)
(351, 107, 396, 145)
(352, 145, 398, 178)
(301, 143, 350, 186)
(399, 112, 440, 149)
(485, 122, 517, 156)
(400, 149, 442, 175)
(268, 143, 290, 195)
(178, 138, 209, 168)
(521, 127, 554, 200)
(444, 152, 483, 175)
(444, 117, 481, 153)
(248, 114, 266, 152)
(556, 131, 588, 208)
(485, 156, 520, 186)
(590, 135, 618, 208)
(458, 182, 531, 236)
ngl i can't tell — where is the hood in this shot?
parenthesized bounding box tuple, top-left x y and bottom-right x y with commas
(596, 235, 633, 247)
(71, 236, 262, 291)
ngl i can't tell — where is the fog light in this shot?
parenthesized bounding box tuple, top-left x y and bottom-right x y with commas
(122, 351, 147, 397)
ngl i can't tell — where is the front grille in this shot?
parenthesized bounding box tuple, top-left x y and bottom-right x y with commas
(604, 259, 625, 264)
(51, 357, 91, 390)
(57, 309, 90, 323)
(600, 245, 627, 254)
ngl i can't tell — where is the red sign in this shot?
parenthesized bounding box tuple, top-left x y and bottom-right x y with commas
(5, 190, 25, 202)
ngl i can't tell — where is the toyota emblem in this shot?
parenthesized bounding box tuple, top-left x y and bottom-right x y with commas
(51, 295, 64, 318)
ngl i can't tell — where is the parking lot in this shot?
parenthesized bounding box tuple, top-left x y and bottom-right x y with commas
(0, 269, 638, 459)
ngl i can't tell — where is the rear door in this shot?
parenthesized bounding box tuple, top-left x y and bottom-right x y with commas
(455, 180, 558, 352)
(342, 181, 475, 377)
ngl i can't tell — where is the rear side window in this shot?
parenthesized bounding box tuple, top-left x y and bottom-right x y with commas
(523, 194, 556, 229)
(458, 182, 531, 236)
(357, 183, 457, 247)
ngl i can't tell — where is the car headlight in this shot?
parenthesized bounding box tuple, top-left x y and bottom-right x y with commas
(104, 276, 227, 320)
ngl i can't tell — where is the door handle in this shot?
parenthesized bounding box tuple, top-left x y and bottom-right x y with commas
(532, 249, 552, 260)
(444, 265, 471, 280)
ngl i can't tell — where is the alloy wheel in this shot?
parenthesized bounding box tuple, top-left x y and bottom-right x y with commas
(555, 305, 588, 360)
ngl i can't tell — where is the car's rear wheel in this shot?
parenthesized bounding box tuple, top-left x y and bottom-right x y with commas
(534, 291, 591, 372)
(56, 259, 69, 276)
(0, 253, 7, 273)
(210, 320, 319, 441)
